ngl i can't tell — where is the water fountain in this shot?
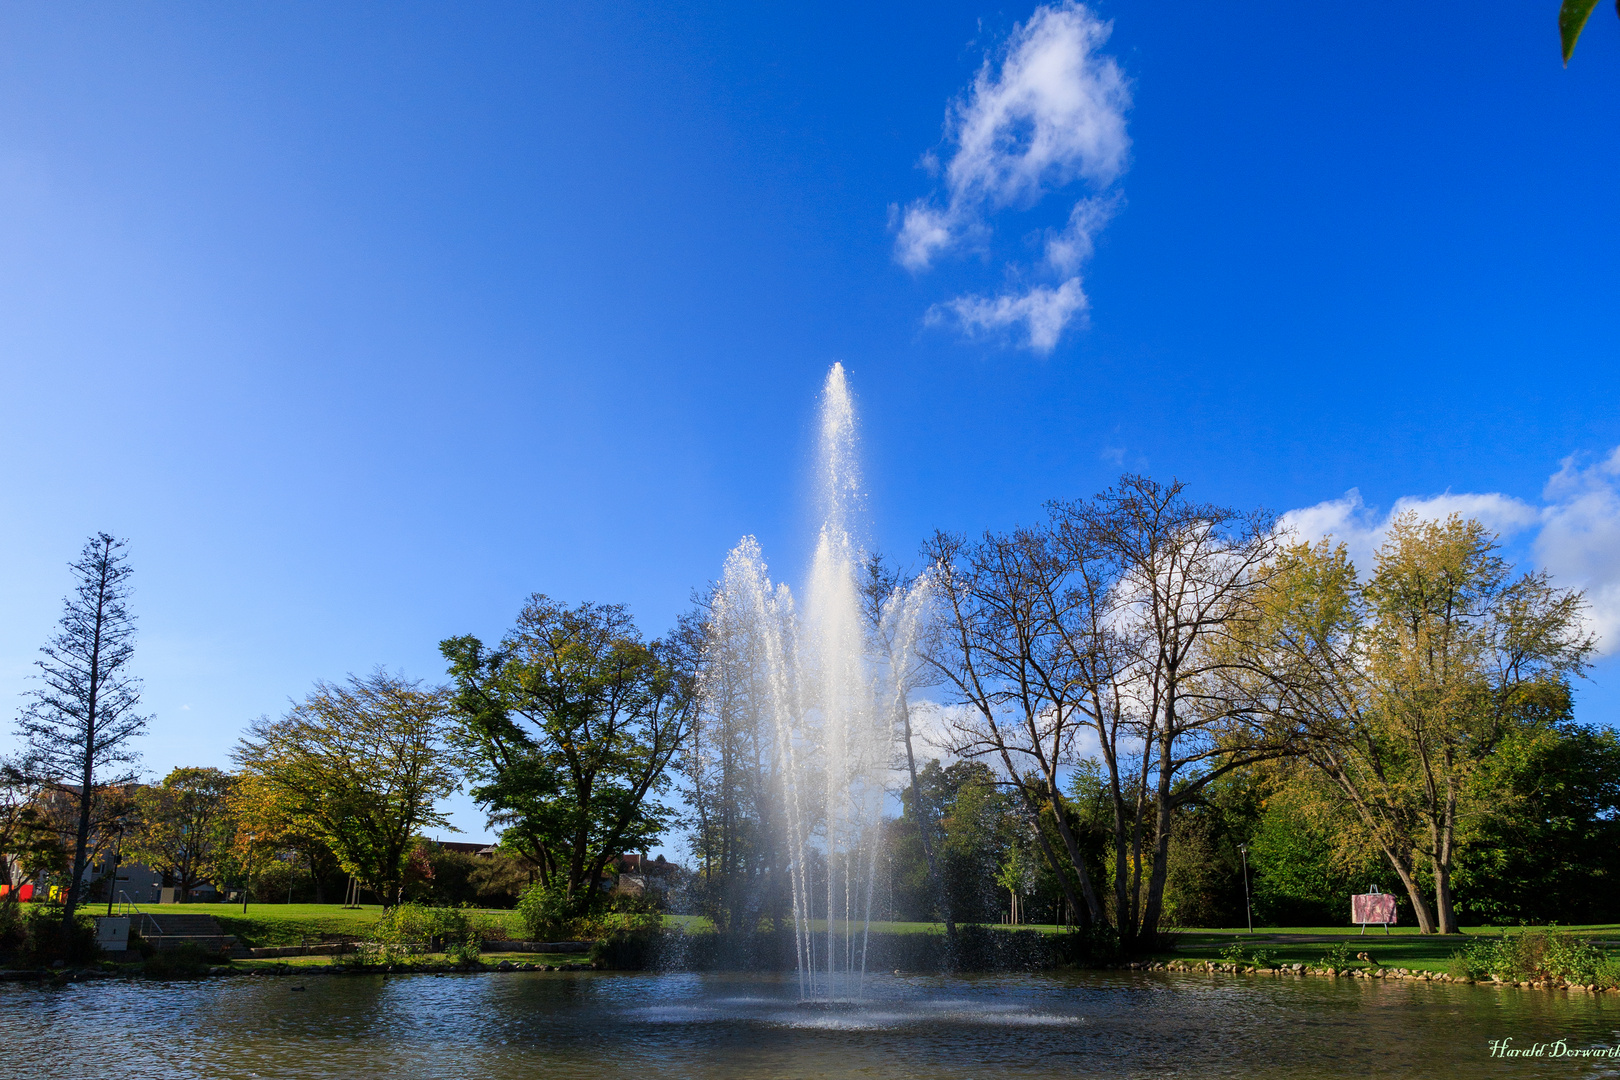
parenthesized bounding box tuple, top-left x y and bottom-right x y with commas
(706, 363, 927, 1001)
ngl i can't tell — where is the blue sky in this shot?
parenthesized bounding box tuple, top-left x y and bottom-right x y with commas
(2, 2, 1617, 844)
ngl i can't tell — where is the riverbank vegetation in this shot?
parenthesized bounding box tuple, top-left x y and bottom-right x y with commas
(6, 483, 1617, 970)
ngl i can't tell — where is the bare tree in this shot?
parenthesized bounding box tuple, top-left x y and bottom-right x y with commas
(918, 527, 1107, 929)
(919, 477, 1292, 950)
(1058, 476, 1289, 945)
(15, 534, 148, 937)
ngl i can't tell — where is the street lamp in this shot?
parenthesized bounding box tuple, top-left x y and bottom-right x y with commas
(242, 834, 256, 914)
(105, 821, 126, 917)
(1238, 844, 1253, 934)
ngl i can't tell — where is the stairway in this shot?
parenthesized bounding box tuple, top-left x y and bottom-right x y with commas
(133, 913, 241, 956)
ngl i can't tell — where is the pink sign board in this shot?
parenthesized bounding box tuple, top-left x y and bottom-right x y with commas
(1351, 893, 1397, 925)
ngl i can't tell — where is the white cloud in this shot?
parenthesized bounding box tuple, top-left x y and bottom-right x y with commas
(926, 277, 1087, 353)
(897, 2, 1128, 352)
(1045, 193, 1119, 273)
(1536, 448, 1620, 652)
(1281, 448, 1620, 656)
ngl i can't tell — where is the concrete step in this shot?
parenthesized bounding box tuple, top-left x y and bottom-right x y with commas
(144, 935, 240, 955)
(135, 913, 226, 937)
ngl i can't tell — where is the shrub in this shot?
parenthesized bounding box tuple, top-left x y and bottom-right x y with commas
(1448, 929, 1617, 986)
(143, 943, 214, 980)
(0, 901, 27, 958)
(516, 881, 574, 941)
(354, 941, 427, 966)
(14, 904, 99, 967)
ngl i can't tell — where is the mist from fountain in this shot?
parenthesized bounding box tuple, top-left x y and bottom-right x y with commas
(707, 363, 928, 1001)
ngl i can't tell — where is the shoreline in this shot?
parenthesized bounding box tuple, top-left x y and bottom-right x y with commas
(7, 958, 1615, 994)
(1133, 958, 1616, 994)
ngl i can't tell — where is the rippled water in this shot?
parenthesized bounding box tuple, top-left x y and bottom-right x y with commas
(6, 970, 1618, 1078)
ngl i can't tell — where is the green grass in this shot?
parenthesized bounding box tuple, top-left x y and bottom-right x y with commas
(126, 902, 529, 947)
(126, 903, 1620, 976)
(1161, 925, 1620, 974)
(230, 951, 588, 973)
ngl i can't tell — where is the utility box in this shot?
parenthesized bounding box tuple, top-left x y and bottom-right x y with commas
(159, 887, 178, 904)
(95, 916, 129, 952)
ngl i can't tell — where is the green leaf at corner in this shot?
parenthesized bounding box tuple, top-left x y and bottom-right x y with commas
(1559, 0, 1602, 64)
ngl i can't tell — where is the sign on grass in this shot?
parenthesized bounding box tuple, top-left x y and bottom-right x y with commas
(1351, 891, 1397, 933)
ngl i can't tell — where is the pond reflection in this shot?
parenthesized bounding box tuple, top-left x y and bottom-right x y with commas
(5, 970, 1618, 1078)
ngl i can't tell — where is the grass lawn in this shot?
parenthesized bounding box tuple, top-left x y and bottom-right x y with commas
(1162, 925, 1620, 974)
(129, 904, 1620, 975)
(131, 902, 529, 947)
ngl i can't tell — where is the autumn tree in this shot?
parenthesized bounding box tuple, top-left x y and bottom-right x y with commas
(233, 671, 457, 905)
(0, 759, 48, 902)
(441, 596, 695, 915)
(126, 767, 236, 901)
(1237, 515, 1593, 933)
(14, 534, 148, 936)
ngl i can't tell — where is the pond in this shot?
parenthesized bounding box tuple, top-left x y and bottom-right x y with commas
(6, 969, 1618, 1078)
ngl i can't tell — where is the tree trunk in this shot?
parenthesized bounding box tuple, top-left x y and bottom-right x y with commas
(1433, 804, 1458, 934)
(1381, 844, 1435, 934)
(1045, 787, 1105, 927)
(1136, 753, 1176, 945)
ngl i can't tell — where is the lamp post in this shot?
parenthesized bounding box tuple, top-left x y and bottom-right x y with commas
(242, 834, 256, 914)
(105, 821, 125, 917)
(1238, 844, 1253, 934)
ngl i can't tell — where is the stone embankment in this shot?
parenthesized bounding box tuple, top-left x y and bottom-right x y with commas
(1122, 959, 1613, 993)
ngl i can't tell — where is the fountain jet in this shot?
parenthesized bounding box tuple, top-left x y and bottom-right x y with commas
(707, 363, 927, 1000)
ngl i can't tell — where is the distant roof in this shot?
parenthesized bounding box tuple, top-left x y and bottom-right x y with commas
(433, 841, 496, 855)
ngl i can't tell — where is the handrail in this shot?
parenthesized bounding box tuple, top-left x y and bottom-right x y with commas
(116, 891, 142, 917)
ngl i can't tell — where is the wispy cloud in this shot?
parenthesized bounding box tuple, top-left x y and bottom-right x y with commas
(1280, 448, 1620, 656)
(896, 2, 1130, 353)
(925, 278, 1087, 352)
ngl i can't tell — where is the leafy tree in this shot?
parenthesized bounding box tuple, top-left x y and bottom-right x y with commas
(14, 533, 148, 935)
(1455, 721, 1620, 923)
(233, 671, 457, 904)
(1237, 516, 1593, 933)
(0, 759, 51, 903)
(126, 767, 236, 901)
(441, 596, 695, 915)
(678, 584, 782, 931)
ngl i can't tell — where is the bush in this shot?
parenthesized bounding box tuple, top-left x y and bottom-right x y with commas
(1322, 941, 1353, 970)
(370, 902, 501, 949)
(9, 904, 100, 967)
(1448, 928, 1618, 986)
(0, 901, 28, 958)
(515, 881, 574, 941)
(143, 943, 214, 980)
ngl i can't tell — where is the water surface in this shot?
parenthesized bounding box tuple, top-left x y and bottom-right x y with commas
(7, 970, 1618, 1078)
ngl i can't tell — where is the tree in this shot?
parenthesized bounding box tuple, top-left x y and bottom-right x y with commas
(919, 525, 1109, 930)
(680, 583, 785, 932)
(14, 533, 148, 935)
(1238, 516, 1593, 933)
(126, 767, 236, 901)
(1455, 721, 1620, 923)
(233, 671, 457, 904)
(0, 759, 48, 901)
(862, 554, 956, 937)
(921, 476, 1289, 949)
(441, 596, 695, 915)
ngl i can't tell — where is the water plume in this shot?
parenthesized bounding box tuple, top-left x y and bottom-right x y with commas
(706, 363, 928, 1000)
